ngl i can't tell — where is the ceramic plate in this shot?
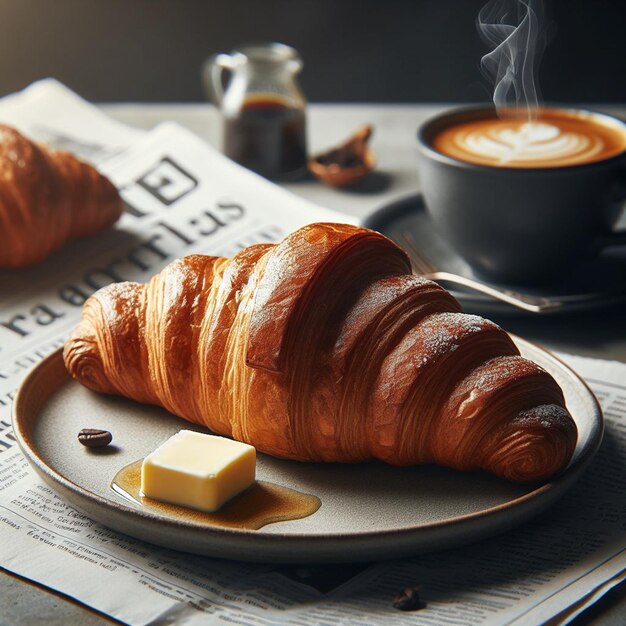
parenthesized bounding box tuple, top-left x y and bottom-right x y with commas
(363, 194, 626, 315)
(13, 342, 601, 564)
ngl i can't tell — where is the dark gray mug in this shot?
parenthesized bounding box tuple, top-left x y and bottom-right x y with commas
(416, 106, 626, 284)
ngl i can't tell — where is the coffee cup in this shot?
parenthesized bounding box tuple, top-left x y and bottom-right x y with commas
(415, 106, 626, 284)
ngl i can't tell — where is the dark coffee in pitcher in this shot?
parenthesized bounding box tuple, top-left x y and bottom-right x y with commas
(224, 93, 307, 180)
(204, 44, 309, 180)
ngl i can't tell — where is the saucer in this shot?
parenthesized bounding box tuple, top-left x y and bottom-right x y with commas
(363, 194, 626, 315)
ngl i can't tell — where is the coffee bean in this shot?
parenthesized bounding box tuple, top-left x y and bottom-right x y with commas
(392, 586, 425, 611)
(78, 428, 112, 448)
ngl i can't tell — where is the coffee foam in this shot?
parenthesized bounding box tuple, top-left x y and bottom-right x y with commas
(432, 109, 626, 168)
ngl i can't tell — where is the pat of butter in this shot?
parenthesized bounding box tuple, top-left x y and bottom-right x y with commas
(141, 430, 256, 512)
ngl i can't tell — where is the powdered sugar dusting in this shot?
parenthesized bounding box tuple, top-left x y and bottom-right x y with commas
(516, 403, 571, 429)
(463, 355, 532, 392)
(419, 313, 495, 359)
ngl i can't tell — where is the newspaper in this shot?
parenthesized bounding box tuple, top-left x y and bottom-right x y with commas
(0, 78, 143, 163)
(0, 80, 625, 625)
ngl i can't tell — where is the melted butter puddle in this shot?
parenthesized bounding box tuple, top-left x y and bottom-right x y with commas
(111, 460, 321, 530)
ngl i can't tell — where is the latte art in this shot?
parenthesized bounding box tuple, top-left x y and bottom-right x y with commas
(432, 109, 626, 168)
(461, 122, 604, 165)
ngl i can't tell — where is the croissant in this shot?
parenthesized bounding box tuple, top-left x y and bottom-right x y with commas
(64, 223, 577, 483)
(0, 124, 123, 267)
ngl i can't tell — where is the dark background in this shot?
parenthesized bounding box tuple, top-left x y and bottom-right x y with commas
(0, 0, 625, 103)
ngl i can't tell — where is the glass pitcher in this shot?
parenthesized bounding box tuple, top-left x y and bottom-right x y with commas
(204, 42, 308, 180)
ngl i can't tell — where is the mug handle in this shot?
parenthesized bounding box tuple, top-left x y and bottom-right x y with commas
(597, 169, 626, 248)
(202, 53, 234, 105)
(598, 231, 626, 246)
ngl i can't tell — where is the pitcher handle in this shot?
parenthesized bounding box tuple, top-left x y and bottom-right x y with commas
(202, 53, 233, 105)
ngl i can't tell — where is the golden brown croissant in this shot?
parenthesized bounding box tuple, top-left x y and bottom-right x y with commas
(64, 223, 577, 482)
(0, 125, 123, 267)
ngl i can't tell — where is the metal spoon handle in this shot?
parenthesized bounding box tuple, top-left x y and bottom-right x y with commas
(425, 271, 563, 314)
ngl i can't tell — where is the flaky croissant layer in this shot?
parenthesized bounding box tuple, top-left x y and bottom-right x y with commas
(0, 125, 123, 267)
(64, 223, 577, 482)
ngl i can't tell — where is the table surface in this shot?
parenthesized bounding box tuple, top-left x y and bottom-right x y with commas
(1, 103, 625, 625)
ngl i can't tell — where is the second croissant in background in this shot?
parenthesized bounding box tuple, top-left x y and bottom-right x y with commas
(0, 125, 123, 267)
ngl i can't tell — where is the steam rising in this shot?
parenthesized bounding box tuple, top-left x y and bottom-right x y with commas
(477, 0, 550, 119)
